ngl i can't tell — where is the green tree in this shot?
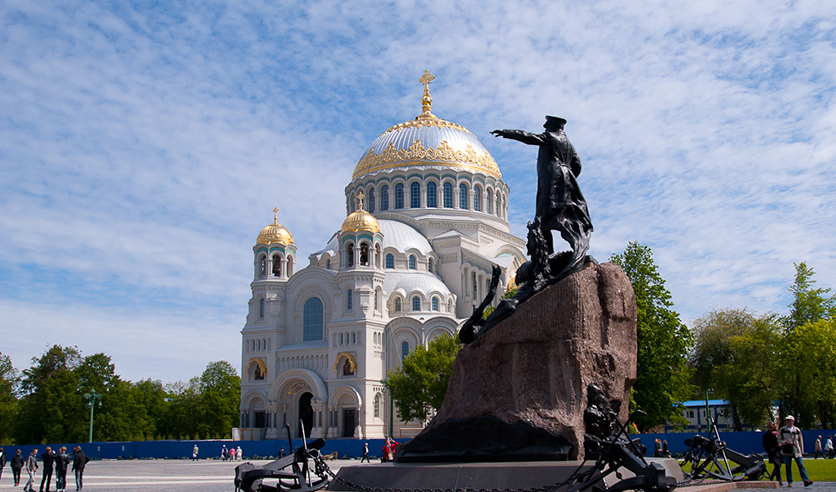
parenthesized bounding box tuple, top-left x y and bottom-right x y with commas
(779, 262, 836, 426)
(0, 352, 19, 443)
(782, 319, 836, 428)
(15, 345, 84, 443)
(783, 262, 835, 332)
(611, 242, 694, 431)
(690, 309, 781, 429)
(197, 361, 240, 439)
(384, 333, 461, 422)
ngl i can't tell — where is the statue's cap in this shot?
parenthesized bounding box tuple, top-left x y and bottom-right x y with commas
(545, 115, 567, 126)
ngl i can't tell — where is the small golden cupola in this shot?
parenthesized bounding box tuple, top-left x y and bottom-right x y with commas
(341, 192, 380, 234)
(257, 207, 294, 245)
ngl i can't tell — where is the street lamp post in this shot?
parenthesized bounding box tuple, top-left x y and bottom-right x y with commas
(83, 391, 103, 443)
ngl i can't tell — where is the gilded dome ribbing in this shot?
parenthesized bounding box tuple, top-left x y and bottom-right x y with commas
(257, 208, 294, 245)
(351, 71, 501, 181)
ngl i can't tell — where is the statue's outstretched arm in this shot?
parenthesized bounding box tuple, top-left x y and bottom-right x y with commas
(491, 129, 545, 146)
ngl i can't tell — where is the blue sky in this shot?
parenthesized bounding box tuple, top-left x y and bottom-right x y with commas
(1, 1, 834, 383)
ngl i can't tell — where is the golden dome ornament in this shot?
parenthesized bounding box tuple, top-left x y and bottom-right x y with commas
(341, 192, 381, 233)
(256, 207, 294, 245)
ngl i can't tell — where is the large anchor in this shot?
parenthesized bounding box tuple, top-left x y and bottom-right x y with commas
(680, 417, 765, 482)
(568, 384, 677, 492)
(235, 422, 332, 492)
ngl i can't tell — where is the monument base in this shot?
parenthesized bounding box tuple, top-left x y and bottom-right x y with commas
(327, 459, 684, 491)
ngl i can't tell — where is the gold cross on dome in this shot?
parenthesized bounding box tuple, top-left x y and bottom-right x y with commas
(272, 207, 279, 224)
(419, 70, 435, 88)
(419, 70, 436, 118)
(357, 192, 365, 210)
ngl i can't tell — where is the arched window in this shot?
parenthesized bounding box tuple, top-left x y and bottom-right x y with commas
(432, 297, 439, 311)
(374, 394, 381, 418)
(259, 298, 265, 318)
(347, 289, 353, 311)
(394, 183, 404, 209)
(448, 299, 453, 313)
(401, 341, 410, 361)
(427, 182, 437, 207)
(443, 183, 453, 208)
(368, 187, 376, 213)
(272, 255, 282, 277)
(410, 182, 420, 208)
(428, 257, 434, 273)
(487, 189, 493, 214)
(303, 297, 324, 341)
(412, 296, 420, 311)
(360, 243, 369, 266)
(474, 185, 481, 212)
(385, 253, 394, 269)
(472, 272, 478, 299)
(394, 297, 402, 312)
(259, 255, 267, 277)
(374, 289, 379, 310)
(375, 244, 381, 267)
(408, 255, 416, 270)
(326, 258, 331, 270)
(459, 183, 468, 209)
(346, 243, 354, 267)
(381, 185, 389, 210)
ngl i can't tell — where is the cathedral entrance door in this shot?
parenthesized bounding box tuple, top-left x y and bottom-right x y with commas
(298, 392, 313, 438)
(343, 409, 356, 438)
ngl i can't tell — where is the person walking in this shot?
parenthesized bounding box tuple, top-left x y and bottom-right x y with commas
(54, 447, 69, 492)
(0, 446, 6, 483)
(826, 436, 834, 459)
(815, 436, 824, 459)
(192, 444, 199, 461)
(11, 449, 25, 486)
(360, 443, 370, 463)
(763, 421, 783, 486)
(40, 446, 55, 492)
(72, 446, 89, 491)
(24, 448, 38, 492)
(221, 445, 228, 461)
(779, 415, 813, 487)
(236, 446, 242, 461)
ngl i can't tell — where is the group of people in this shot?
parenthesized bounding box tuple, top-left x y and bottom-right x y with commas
(813, 434, 835, 459)
(0, 446, 89, 492)
(220, 445, 243, 461)
(653, 438, 671, 458)
(762, 415, 814, 487)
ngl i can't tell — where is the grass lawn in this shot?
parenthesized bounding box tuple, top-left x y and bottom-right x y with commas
(679, 456, 836, 482)
(790, 458, 836, 482)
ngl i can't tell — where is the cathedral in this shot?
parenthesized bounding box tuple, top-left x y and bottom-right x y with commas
(239, 72, 526, 441)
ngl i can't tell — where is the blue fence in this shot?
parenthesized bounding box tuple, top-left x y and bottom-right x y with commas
(4, 438, 400, 461)
(6, 429, 835, 460)
(635, 429, 836, 456)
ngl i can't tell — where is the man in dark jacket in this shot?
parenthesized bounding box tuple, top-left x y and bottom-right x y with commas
(0, 446, 6, 482)
(72, 446, 90, 491)
(40, 446, 55, 492)
(11, 449, 25, 486)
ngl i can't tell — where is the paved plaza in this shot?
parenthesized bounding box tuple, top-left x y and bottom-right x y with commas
(0, 458, 355, 492)
(2, 459, 836, 492)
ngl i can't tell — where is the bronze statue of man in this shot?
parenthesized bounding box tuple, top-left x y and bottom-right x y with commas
(492, 116, 592, 279)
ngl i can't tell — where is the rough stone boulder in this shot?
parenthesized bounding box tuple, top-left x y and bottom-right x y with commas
(396, 262, 637, 462)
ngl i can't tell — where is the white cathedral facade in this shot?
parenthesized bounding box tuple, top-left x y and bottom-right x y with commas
(238, 73, 527, 441)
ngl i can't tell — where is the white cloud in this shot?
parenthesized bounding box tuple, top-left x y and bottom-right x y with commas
(1, 0, 834, 379)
